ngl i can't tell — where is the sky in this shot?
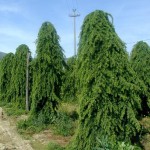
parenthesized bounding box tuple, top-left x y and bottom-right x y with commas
(0, 0, 150, 58)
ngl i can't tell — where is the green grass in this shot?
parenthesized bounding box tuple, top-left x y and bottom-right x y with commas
(30, 140, 65, 150)
(17, 102, 79, 137)
(49, 102, 78, 136)
(58, 102, 78, 115)
(94, 135, 142, 150)
(17, 118, 47, 136)
(30, 140, 47, 150)
(46, 142, 65, 150)
(0, 101, 27, 116)
(51, 112, 76, 136)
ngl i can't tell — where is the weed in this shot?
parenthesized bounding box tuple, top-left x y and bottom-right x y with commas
(46, 142, 65, 150)
(94, 135, 142, 150)
(52, 112, 75, 136)
(30, 140, 46, 150)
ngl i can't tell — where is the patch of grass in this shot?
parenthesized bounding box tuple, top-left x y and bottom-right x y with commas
(53, 102, 78, 136)
(30, 140, 47, 150)
(52, 112, 76, 136)
(30, 138, 66, 150)
(59, 102, 78, 115)
(17, 101, 78, 145)
(6, 107, 26, 116)
(0, 101, 8, 107)
(17, 120, 35, 139)
(17, 119, 47, 135)
(0, 101, 27, 116)
(46, 142, 65, 150)
(94, 136, 141, 150)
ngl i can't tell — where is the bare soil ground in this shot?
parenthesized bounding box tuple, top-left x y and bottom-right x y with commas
(0, 107, 33, 150)
(0, 107, 71, 150)
(33, 129, 71, 147)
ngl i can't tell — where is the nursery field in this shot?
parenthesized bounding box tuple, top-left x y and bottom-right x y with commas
(0, 10, 150, 150)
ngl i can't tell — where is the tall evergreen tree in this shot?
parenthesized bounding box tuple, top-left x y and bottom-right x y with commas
(0, 53, 14, 102)
(30, 22, 65, 124)
(61, 56, 77, 101)
(8, 44, 30, 109)
(68, 10, 142, 150)
(130, 41, 150, 116)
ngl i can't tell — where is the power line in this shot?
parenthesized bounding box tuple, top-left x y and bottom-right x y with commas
(71, 0, 76, 9)
(65, 0, 71, 13)
(75, 0, 80, 14)
(75, 0, 79, 10)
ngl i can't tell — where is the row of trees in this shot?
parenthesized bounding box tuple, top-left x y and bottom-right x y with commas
(0, 22, 65, 124)
(0, 10, 150, 149)
(0, 45, 31, 109)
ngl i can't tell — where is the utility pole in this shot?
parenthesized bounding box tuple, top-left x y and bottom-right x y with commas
(26, 51, 30, 112)
(69, 9, 80, 101)
(69, 9, 80, 56)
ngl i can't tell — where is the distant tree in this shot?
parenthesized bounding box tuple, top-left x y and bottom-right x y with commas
(0, 53, 14, 102)
(61, 56, 77, 101)
(30, 22, 65, 124)
(8, 44, 31, 109)
(68, 10, 142, 150)
(130, 41, 150, 116)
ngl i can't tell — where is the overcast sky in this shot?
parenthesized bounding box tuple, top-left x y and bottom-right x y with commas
(0, 0, 150, 57)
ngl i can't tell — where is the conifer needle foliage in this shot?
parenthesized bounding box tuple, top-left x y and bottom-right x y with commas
(0, 53, 14, 102)
(68, 10, 142, 150)
(30, 22, 65, 124)
(61, 56, 77, 102)
(8, 44, 30, 109)
(130, 41, 150, 116)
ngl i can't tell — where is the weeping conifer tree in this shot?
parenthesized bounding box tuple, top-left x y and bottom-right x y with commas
(30, 22, 65, 124)
(0, 53, 14, 102)
(61, 56, 77, 101)
(68, 10, 143, 150)
(130, 41, 150, 116)
(8, 44, 30, 109)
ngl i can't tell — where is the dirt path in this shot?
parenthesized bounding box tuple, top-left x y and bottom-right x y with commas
(0, 107, 33, 150)
(33, 129, 71, 147)
(0, 107, 72, 150)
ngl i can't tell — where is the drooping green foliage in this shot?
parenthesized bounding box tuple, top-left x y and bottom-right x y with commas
(68, 10, 142, 150)
(0, 53, 14, 102)
(7, 44, 30, 109)
(30, 22, 65, 124)
(61, 56, 77, 101)
(130, 41, 150, 116)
